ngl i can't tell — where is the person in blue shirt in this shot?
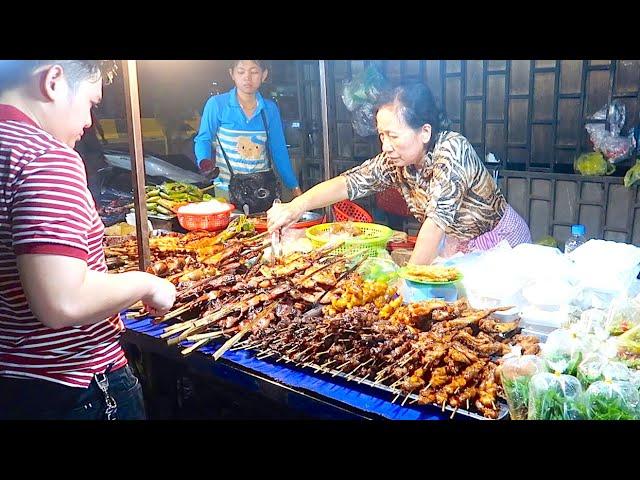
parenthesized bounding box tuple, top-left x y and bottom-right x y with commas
(194, 60, 302, 199)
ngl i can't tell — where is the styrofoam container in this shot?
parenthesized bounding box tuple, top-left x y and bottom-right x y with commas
(520, 305, 569, 334)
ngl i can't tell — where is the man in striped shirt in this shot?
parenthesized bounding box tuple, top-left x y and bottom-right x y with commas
(0, 60, 176, 419)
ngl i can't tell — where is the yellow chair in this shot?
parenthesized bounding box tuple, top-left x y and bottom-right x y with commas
(140, 118, 168, 154)
(99, 119, 124, 143)
(186, 118, 200, 133)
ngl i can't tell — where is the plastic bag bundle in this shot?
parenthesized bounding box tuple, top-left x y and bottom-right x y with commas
(527, 372, 585, 420)
(500, 355, 546, 420)
(585, 101, 636, 164)
(584, 379, 639, 420)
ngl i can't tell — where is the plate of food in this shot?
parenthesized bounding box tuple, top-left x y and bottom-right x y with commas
(397, 264, 463, 285)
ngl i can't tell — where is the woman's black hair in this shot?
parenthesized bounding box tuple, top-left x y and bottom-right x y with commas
(230, 60, 269, 71)
(376, 82, 450, 149)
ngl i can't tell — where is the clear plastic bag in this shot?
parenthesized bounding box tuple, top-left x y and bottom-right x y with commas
(527, 372, 585, 420)
(357, 256, 399, 284)
(584, 379, 640, 420)
(541, 329, 588, 376)
(616, 323, 640, 369)
(606, 292, 640, 336)
(500, 355, 546, 420)
(577, 354, 631, 388)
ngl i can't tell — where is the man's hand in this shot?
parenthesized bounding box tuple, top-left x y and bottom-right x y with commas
(142, 276, 177, 317)
(291, 187, 303, 197)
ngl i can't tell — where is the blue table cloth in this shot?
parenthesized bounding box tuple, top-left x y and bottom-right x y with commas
(123, 314, 468, 420)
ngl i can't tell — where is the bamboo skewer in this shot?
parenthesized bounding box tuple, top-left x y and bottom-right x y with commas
(186, 331, 225, 341)
(181, 338, 211, 355)
(401, 391, 414, 407)
(450, 407, 458, 419)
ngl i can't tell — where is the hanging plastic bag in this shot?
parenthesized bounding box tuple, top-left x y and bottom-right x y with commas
(585, 101, 637, 164)
(351, 103, 378, 137)
(341, 65, 387, 112)
(342, 65, 388, 137)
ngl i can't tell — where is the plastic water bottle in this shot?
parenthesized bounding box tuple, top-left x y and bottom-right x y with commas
(564, 224, 586, 254)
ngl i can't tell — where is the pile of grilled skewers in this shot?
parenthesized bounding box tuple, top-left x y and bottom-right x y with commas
(228, 278, 540, 419)
(153, 243, 540, 418)
(104, 216, 261, 283)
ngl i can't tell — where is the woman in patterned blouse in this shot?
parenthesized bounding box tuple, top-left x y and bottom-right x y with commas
(268, 83, 531, 265)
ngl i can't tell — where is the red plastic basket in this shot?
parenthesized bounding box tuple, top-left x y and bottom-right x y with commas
(375, 188, 410, 217)
(332, 200, 373, 223)
(176, 203, 235, 231)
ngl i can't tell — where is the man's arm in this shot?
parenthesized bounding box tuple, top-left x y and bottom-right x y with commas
(18, 254, 175, 329)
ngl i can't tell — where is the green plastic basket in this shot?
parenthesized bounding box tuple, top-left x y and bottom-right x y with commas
(306, 222, 393, 258)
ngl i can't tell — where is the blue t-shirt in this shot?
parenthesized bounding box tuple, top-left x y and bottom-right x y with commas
(194, 87, 299, 191)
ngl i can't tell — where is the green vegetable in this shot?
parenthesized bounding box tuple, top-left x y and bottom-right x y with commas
(502, 376, 533, 420)
(155, 205, 172, 215)
(545, 350, 583, 377)
(574, 152, 615, 176)
(203, 193, 213, 201)
(587, 392, 637, 420)
(145, 202, 157, 210)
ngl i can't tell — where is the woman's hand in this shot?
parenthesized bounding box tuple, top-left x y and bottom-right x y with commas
(267, 200, 304, 232)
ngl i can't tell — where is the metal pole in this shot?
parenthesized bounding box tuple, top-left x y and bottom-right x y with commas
(318, 60, 333, 221)
(122, 60, 151, 271)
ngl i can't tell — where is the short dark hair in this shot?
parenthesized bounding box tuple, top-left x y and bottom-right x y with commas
(377, 83, 449, 148)
(0, 60, 117, 93)
(229, 60, 269, 71)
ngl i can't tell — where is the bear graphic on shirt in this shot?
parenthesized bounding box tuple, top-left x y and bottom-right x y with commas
(236, 136, 264, 160)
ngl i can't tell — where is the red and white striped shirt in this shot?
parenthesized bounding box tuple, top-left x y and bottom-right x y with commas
(0, 105, 126, 388)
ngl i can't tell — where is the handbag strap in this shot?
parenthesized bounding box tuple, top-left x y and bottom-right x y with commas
(214, 133, 235, 177)
(260, 109, 273, 170)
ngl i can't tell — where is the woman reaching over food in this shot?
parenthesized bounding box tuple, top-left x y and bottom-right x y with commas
(268, 82, 531, 265)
